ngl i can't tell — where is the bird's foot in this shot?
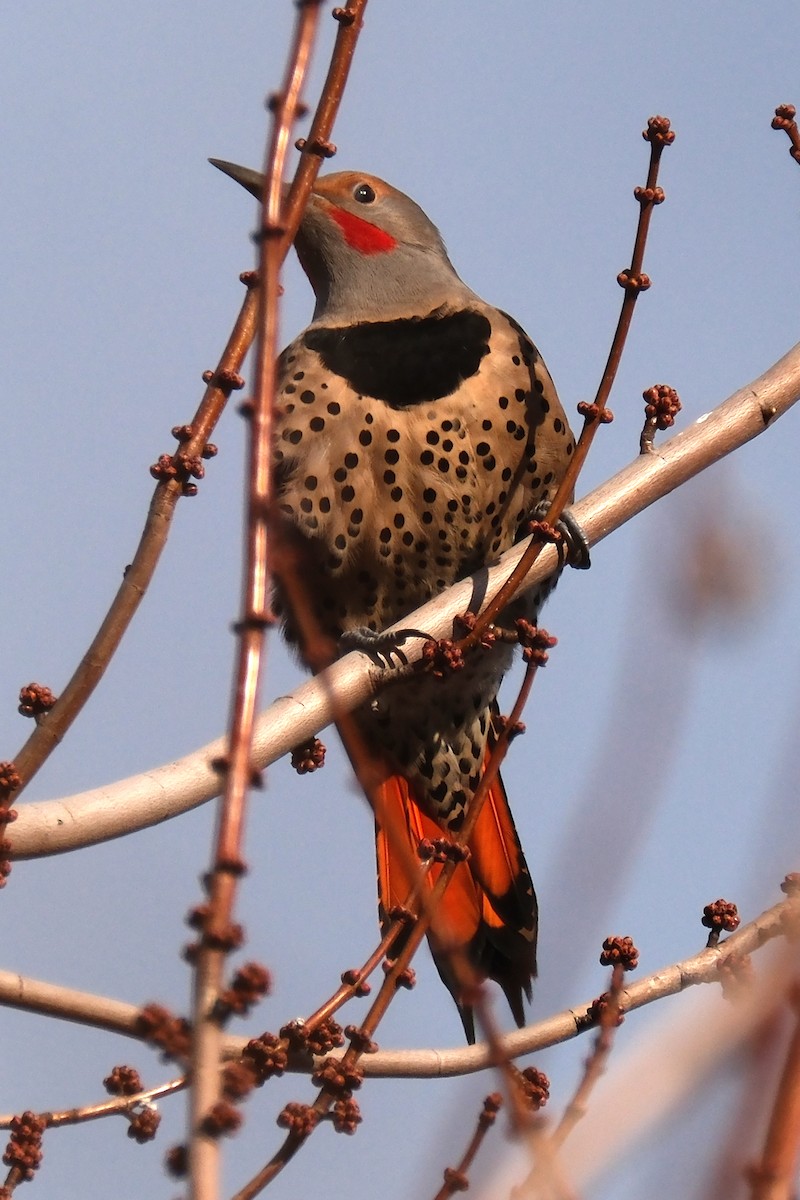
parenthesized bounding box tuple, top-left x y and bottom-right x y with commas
(338, 626, 431, 668)
(531, 502, 591, 570)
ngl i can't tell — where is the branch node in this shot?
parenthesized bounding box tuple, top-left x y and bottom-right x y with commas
(515, 1066, 550, 1113)
(291, 736, 326, 774)
(295, 136, 337, 158)
(277, 1101, 318, 1136)
(344, 1024, 379, 1053)
(641, 383, 681, 452)
(616, 268, 651, 293)
(421, 637, 465, 677)
(200, 1101, 242, 1139)
(232, 611, 276, 633)
(642, 114, 675, 147)
(0, 761, 21, 794)
(600, 935, 639, 971)
(576, 401, 614, 424)
(215, 854, 249, 877)
(341, 968, 371, 997)
(634, 184, 666, 206)
(203, 367, 246, 393)
(251, 222, 288, 243)
(2, 1110, 46, 1181)
(771, 102, 800, 162)
(383, 960, 417, 989)
(18, 683, 57, 720)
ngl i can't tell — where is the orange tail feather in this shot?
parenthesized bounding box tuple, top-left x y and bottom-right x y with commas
(375, 762, 537, 1042)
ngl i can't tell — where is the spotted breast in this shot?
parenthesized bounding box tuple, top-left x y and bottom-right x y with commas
(212, 161, 575, 1041)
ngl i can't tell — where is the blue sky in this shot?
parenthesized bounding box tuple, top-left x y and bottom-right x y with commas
(3, 4, 800, 1198)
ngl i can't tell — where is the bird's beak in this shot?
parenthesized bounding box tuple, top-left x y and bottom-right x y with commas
(209, 158, 265, 199)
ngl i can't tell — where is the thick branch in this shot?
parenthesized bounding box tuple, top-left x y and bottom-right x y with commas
(10, 339, 800, 860)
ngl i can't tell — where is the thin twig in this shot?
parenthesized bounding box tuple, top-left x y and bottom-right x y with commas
(552, 949, 798, 1195)
(0, 1075, 186, 1130)
(703, 1009, 785, 1200)
(431, 654, 543, 1069)
(431, 1093, 504, 1200)
(228, 890, 796, 1199)
(188, 4, 370, 1196)
(302, 921, 407, 1031)
(0, 891, 796, 1079)
(3, 281, 258, 809)
(313, 655, 545, 1113)
(461, 116, 674, 651)
(550, 964, 625, 1149)
(281, 3, 368, 245)
(224, 883, 797, 1200)
(513, 964, 627, 1200)
(187, 5, 323, 1196)
(241, 118, 675, 1068)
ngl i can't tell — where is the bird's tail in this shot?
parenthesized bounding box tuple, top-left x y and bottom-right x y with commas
(374, 760, 537, 1043)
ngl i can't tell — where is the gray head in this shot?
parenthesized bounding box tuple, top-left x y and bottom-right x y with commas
(210, 161, 476, 323)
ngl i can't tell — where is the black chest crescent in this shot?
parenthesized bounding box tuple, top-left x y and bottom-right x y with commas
(303, 308, 492, 408)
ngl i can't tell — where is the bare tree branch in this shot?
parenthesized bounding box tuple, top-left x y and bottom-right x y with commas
(1, 891, 794, 1079)
(187, 4, 325, 1187)
(10, 338, 800, 861)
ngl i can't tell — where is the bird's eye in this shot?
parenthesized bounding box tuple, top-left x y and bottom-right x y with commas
(353, 183, 376, 204)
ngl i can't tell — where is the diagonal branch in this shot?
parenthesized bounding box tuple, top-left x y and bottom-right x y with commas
(187, 5, 370, 1195)
(462, 116, 673, 649)
(1, 889, 795, 1078)
(9, 337, 800, 861)
(3, 282, 258, 807)
(187, 4, 324, 1194)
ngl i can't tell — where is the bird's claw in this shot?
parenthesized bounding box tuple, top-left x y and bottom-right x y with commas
(532, 502, 591, 570)
(338, 626, 431, 668)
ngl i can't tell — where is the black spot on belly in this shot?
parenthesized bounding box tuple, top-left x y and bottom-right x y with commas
(303, 308, 491, 408)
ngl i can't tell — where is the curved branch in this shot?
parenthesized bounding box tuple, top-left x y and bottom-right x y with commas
(1, 891, 794, 1079)
(10, 339, 800, 861)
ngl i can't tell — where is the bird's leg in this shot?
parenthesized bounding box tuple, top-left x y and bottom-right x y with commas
(531, 501, 591, 570)
(338, 626, 433, 668)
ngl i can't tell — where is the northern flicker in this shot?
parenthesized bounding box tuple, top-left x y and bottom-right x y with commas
(212, 161, 577, 1041)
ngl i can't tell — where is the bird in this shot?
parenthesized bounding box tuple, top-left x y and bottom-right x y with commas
(211, 160, 577, 1041)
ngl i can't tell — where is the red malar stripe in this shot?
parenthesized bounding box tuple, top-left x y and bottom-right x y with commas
(329, 207, 397, 255)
